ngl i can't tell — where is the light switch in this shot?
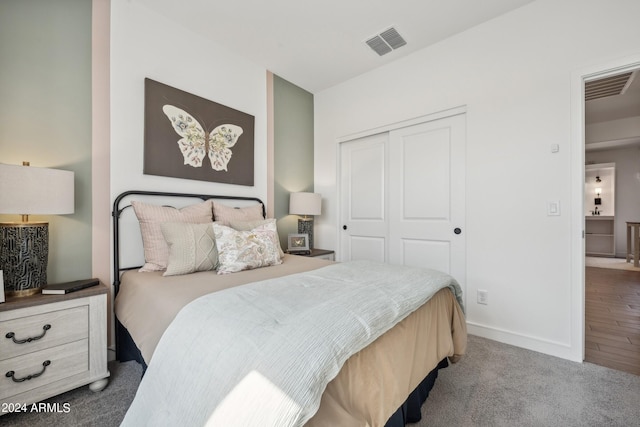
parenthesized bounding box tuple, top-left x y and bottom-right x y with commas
(551, 144, 559, 153)
(548, 201, 560, 216)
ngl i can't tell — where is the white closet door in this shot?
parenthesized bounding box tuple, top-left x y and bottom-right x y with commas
(339, 133, 388, 262)
(388, 114, 466, 286)
(339, 112, 466, 300)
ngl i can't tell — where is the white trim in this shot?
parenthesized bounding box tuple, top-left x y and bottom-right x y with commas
(467, 322, 576, 361)
(570, 51, 640, 363)
(586, 136, 640, 152)
(92, 0, 111, 346)
(336, 105, 467, 143)
(266, 71, 275, 218)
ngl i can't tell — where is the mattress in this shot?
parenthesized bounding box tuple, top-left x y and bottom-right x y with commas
(115, 254, 333, 364)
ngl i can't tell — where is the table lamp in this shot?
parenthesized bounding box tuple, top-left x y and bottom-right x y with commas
(289, 192, 321, 249)
(0, 162, 74, 297)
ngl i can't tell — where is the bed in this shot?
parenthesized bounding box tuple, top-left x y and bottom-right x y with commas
(112, 190, 467, 426)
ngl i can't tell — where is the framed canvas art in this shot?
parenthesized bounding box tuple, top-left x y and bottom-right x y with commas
(144, 78, 255, 186)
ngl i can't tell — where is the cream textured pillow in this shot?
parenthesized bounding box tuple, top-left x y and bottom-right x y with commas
(212, 202, 263, 226)
(161, 222, 218, 276)
(132, 200, 214, 271)
(213, 221, 282, 274)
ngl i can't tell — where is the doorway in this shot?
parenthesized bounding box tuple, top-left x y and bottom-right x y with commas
(580, 63, 640, 375)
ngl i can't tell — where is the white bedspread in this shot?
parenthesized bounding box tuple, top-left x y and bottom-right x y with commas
(120, 260, 463, 427)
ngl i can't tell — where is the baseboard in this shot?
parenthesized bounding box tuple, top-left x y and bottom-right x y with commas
(467, 322, 581, 362)
(108, 345, 117, 362)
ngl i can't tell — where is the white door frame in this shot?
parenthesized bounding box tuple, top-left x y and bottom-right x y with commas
(336, 105, 467, 145)
(570, 52, 640, 362)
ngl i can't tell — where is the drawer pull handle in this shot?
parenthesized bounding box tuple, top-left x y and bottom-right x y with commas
(5, 324, 52, 344)
(6, 360, 51, 383)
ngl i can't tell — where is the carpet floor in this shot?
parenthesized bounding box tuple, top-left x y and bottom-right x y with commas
(1, 359, 142, 427)
(2, 335, 639, 426)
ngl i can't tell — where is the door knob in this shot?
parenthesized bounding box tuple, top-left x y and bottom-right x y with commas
(343, 225, 348, 230)
(454, 228, 461, 235)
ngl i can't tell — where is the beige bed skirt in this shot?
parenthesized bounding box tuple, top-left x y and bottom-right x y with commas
(308, 286, 466, 426)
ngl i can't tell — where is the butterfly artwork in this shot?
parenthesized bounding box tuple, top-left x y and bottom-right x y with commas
(144, 78, 254, 186)
(162, 105, 243, 172)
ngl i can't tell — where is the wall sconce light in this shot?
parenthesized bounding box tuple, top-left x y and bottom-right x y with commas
(0, 162, 74, 297)
(594, 187, 602, 205)
(289, 192, 321, 249)
(595, 176, 601, 183)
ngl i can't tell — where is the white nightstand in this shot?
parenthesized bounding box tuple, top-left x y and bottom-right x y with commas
(0, 284, 110, 414)
(306, 249, 335, 261)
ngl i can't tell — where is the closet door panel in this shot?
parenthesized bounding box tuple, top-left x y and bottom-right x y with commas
(401, 127, 451, 220)
(389, 114, 466, 291)
(340, 133, 388, 262)
(401, 239, 450, 273)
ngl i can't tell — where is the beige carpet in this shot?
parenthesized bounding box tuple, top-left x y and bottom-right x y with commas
(585, 256, 640, 271)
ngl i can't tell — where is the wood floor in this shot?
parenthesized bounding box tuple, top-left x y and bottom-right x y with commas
(585, 266, 640, 375)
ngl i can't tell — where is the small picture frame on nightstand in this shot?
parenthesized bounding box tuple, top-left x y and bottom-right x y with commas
(0, 270, 5, 303)
(287, 233, 310, 255)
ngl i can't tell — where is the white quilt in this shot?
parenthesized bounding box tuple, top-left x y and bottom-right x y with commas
(120, 260, 463, 427)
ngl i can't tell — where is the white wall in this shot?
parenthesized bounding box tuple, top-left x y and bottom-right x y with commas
(314, 0, 640, 360)
(110, 0, 268, 204)
(587, 116, 640, 143)
(587, 148, 640, 257)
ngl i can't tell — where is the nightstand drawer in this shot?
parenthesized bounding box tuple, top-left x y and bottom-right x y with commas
(0, 339, 88, 400)
(1, 306, 89, 361)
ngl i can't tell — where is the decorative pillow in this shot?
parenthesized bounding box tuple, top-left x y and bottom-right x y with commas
(160, 222, 218, 276)
(212, 202, 263, 226)
(132, 200, 214, 271)
(228, 218, 285, 257)
(213, 222, 282, 274)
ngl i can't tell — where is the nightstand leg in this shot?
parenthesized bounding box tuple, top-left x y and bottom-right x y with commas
(89, 377, 109, 392)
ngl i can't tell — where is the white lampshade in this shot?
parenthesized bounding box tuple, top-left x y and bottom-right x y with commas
(0, 163, 75, 297)
(289, 192, 321, 216)
(0, 163, 74, 216)
(595, 187, 602, 195)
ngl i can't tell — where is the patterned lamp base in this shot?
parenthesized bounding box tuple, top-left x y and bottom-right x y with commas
(0, 222, 48, 297)
(298, 218, 315, 249)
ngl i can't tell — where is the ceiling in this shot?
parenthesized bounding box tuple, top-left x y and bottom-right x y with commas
(586, 71, 640, 124)
(133, 0, 639, 150)
(585, 70, 640, 151)
(135, 0, 535, 93)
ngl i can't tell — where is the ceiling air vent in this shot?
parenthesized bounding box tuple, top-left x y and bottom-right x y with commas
(366, 27, 407, 56)
(585, 72, 633, 101)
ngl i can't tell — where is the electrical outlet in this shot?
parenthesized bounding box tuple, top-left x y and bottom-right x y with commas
(477, 289, 488, 305)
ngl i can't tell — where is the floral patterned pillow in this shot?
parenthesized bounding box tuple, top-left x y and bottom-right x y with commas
(228, 218, 285, 257)
(213, 221, 282, 274)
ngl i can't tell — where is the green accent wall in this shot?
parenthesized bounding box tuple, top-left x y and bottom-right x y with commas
(0, 0, 92, 283)
(273, 75, 314, 248)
